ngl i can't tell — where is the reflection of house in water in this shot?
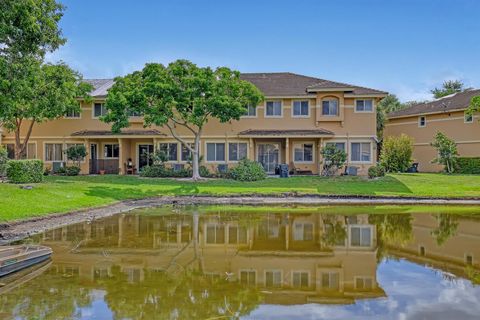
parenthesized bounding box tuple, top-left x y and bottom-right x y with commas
(387, 214, 480, 278)
(41, 212, 385, 305)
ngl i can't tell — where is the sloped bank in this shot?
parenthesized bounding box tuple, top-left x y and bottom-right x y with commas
(1, 194, 480, 244)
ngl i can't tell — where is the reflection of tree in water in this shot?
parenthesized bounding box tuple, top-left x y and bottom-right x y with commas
(321, 216, 347, 248)
(0, 271, 91, 320)
(368, 213, 413, 260)
(431, 214, 459, 246)
(102, 266, 262, 320)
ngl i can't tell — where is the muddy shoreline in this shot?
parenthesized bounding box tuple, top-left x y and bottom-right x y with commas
(1, 194, 480, 244)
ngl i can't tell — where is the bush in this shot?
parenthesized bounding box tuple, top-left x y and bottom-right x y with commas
(320, 144, 347, 176)
(455, 157, 480, 174)
(65, 145, 87, 167)
(229, 159, 266, 181)
(56, 166, 81, 176)
(368, 165, 386, 179)
(140, 165, 192, 178)
(431, 132, 458, 174)
(380, 134, 413, 172)
(0, 147, 8, 178)
(6, 160, 44, 183)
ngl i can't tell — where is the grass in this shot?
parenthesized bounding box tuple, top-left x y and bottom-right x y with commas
(0, 173, 479, 222)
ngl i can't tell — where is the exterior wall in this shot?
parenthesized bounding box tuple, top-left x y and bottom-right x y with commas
(0, 93, 381, 175)
(384, 110, 480, 172)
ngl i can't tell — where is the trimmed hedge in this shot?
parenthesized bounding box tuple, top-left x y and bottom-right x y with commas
(140, 165, 212, 178)
(56, 166, 81, 176)
(229, 159, 266, 181)
(368, 165, 386, 179)
(6, 160, 44, 183)
(455, 157, 480, 174)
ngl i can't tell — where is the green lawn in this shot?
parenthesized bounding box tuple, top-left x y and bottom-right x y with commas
(0, 173, 479, 222)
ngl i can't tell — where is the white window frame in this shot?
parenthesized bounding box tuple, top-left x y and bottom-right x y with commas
(354, 276, 374, 290)
(418, 116, 426, 127)
(92, 102, 107, 119)
(292, 100, 310, 118)
(321, 99, 339, 116)
(354, 99, 374, 113)
(293, 143, 314, 163)
(103, 143, 120, 159)
(44, 142, 64, 162)
(264, 269, 283, 288)
(291, 270, 310, 288)
(349, 225, 373, 247)
(205, 223, 226, 244)
(6, 142, 37, 160)
(180, 142, 194, 162)
(158, 142, 179, 162)
(205, 142, 226, 163)
(464, 112, 474, 123)
(293, 222, 314, 241)
(349, 142, 372, 163)
(265, 100, 283, 118)
(325, 141, 346, 152)
(228, 142, 248, 162)
(242, 104, 257, 118)
(320, 271, 340, 290)
(64, 107, 82, 119)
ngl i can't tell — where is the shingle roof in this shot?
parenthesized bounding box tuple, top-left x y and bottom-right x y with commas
(84, 72, 387, 98)
(388, 89, 480, 119)
(238, 129, 334, 137)
(71, 129, 165, 137)
(239, 72, 387, 96)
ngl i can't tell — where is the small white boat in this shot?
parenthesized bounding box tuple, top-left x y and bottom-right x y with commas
(0, 245, 52, 277)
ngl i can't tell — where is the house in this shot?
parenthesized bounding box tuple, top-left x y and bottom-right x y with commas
(0, 73, 387, 175)
(385, 89, 480, 172)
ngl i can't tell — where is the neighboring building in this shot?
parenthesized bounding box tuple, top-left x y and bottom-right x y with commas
(0, 73, 387, 175)
(385, 89, 480, 172)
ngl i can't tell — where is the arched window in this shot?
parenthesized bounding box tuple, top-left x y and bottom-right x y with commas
(322, 98, 339, 116)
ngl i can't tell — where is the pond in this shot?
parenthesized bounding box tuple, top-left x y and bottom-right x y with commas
(1, 205, 480, 319)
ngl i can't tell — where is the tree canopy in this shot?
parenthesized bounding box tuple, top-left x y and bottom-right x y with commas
(0, 0, 66, 58)
(104, 59, 264, 179)
(376, 94, 405, 138)
(431, 80, 465, 99)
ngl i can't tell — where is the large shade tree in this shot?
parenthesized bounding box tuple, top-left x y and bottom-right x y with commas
(103, 60, 264, 179)
(0, 0, 92, 159)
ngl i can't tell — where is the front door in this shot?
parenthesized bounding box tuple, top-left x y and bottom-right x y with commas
(257, 143, 280, 174)
(89, 143, 98, 174)
(138, 144, 154, 170)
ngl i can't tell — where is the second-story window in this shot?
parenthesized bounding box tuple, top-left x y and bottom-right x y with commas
(65, 109, 81, 118)
(355, 99, 373, 112)
(292, 100, 309, 117)
(322, 99, 339, 116)
(465, 112, 473, 123)
(265, 101, 282, 117)
(418, 116, 426, 127)
(243, 105, 256, 117)
(128, 110, 143, 117)
(93, 103, 107, 118)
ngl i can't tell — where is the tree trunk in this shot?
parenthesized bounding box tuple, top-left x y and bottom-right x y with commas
(14, 120, 35, 160)
(191, 133, 202, 180)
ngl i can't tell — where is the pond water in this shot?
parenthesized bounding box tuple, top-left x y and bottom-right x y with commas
(1, 205, 480, 320)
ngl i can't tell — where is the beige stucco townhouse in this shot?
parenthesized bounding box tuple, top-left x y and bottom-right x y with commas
(0, 73, 387, 175)
(385, 89, 480, 172)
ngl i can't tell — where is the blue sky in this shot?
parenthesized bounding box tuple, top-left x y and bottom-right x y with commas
(49, 0, 480, 102)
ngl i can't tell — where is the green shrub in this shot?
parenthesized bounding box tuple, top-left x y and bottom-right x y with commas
(56, 166, 81, 176)
(0, 147, 8, 177)
(380, 134, 413, 172)
(199, 165, 211, 178)
(368, 165, 386, 179)
(6, 160, 44, 183)
(140, 165, 170, 178)
(229, 159, 266, 181)
(455, 157, 480, 174)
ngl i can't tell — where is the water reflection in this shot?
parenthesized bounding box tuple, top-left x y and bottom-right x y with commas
(1, 206, 480, 319)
